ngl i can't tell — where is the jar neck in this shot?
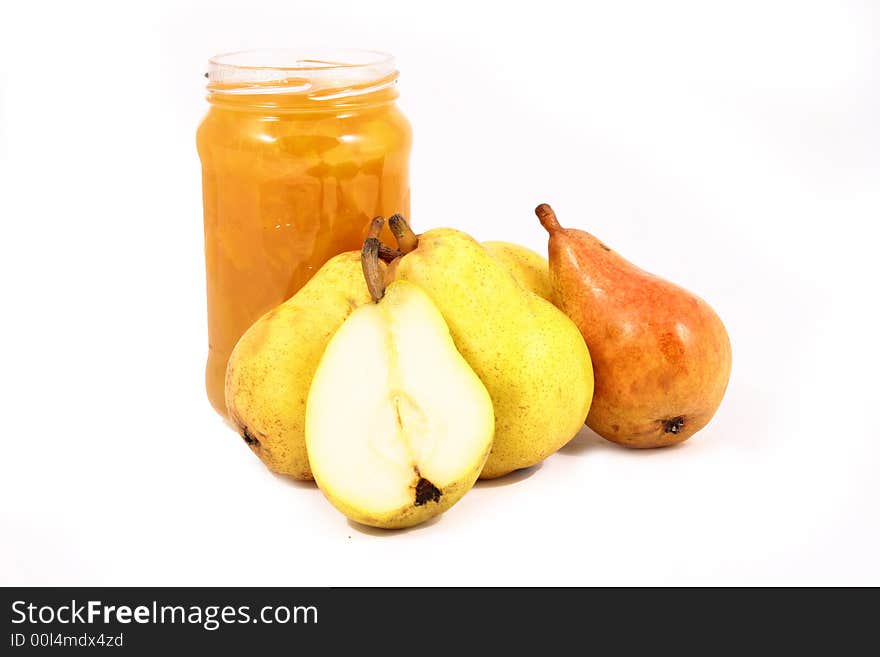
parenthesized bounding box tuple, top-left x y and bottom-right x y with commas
(205, 49, 399, 112)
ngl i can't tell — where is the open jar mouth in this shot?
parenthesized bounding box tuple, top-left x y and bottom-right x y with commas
(207, 48, 398, 97)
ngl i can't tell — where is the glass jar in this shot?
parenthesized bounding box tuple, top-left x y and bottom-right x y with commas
(197, 49, 412, 416)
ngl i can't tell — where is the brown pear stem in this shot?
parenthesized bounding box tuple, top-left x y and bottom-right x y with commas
(362, 217, 386, 303)
(389, 214, 419, 254)
(378, 243, 402, 263)
(535, 203, 563, 234)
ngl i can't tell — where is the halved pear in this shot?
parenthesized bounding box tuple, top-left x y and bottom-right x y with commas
(305, 280, 494, 529)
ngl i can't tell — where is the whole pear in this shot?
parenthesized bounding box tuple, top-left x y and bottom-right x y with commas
(225, 251, 382, 478)
(483, 241, 553, 302)
(387, 219, 593, 479)
(537, 204, 731, 448)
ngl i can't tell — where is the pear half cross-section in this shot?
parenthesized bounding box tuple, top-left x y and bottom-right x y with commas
(305, 281, 494, 529)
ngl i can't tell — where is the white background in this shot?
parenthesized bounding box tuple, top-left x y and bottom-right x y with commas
(1, 0, 878, 586)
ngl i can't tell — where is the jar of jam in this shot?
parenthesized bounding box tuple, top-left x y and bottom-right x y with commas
(197, 49, 412, 415)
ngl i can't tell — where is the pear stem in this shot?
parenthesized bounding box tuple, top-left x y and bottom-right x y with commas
(362, 216, 386, 303)
(389, 214, 419, 254)
(535, 203, 563, 234)
(378, 243, 402, 263)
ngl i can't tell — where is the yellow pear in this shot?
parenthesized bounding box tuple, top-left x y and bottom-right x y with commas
(306, 232, 493, 528)
(483, 241, 553, 302)
(387, 217, 594, 479)
(225, 250, 383, 479)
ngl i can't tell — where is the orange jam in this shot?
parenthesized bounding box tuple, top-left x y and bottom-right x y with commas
(197, 50, 411, 415)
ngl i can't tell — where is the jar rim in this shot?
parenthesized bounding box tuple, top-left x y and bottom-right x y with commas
(206, 48, 397, 97)
(206, 48, 397, 100)
(208, 48, 394, 72)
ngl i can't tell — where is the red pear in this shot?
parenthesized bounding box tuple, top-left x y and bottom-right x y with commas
(536, 204, 731, 448)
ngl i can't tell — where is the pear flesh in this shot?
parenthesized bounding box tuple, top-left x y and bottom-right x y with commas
(225, 252, 379, 479)
(306, 281, 494, 529)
